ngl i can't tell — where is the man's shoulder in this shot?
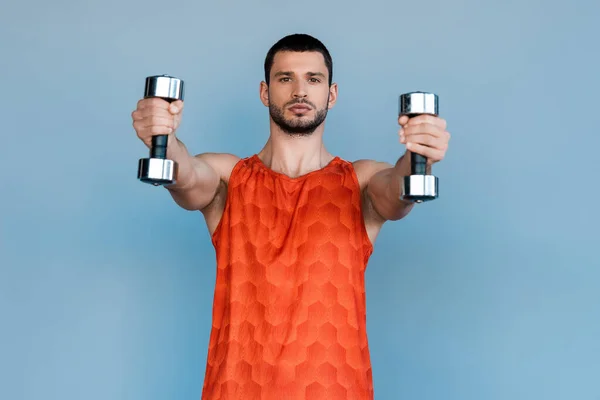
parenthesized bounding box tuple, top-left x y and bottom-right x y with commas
(193, 152, 244, 182)
(350, 158, 394, 188)
(194, 151, 242, 164)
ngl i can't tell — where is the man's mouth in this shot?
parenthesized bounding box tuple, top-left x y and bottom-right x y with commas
(289, 104, 311, 112)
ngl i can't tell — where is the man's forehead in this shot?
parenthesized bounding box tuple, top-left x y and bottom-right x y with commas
(271, 51, 327, 74)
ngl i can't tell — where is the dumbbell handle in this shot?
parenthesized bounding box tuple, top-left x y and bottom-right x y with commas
(147, 97, 175, 160)
(403, 113, 428, 175)
(151, 135, 168, 159)
(411, 152, 427, 175)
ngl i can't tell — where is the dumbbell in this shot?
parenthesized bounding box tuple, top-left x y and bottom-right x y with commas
(137, 74, 185, 186)
(398, 91, 439, 203)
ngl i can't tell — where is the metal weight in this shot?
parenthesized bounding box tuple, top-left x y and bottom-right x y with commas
(398, 91, 439, 203)
(137, 75, 185, 186)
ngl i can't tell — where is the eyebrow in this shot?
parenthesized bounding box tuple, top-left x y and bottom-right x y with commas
(273, 71, 326, 78)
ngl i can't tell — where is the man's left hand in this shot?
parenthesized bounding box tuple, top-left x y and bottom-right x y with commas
(398, 114, 450, 165)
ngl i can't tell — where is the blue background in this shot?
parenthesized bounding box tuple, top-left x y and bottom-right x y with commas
(1, 0, 599, 399)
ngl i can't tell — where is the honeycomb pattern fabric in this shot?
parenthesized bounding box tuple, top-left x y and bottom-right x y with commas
(203, 154, 375, 399)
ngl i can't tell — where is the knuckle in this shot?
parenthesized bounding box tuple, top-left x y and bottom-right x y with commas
(147, 107, 160, 118)
(133, 121, 143, 133)
(139, 98, 156, 108)
(419, 115, 434, 125)
(150, 126, 163, 134)
(418, 134, 431, 146)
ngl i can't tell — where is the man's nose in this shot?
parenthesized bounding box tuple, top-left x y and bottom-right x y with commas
(292, 81, 307, 98)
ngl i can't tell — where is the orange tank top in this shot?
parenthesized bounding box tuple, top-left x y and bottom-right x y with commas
(203, 154, 375, 400)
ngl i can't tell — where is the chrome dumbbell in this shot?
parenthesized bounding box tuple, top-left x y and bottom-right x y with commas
(137, 74, 184, 186)
(399, 91, 439, 203)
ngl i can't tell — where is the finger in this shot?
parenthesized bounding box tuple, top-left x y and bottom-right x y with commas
(407, 115, 447, 130)
(405, 142, 445, 162)
(137, 97, 171, 110)
(140, 116, 176, 130)
(404, 134, 443, 148)
(398, 127, 411, 144)
(404, 123, 447, 138)
(146, 125, 173, 135)
(138, 106, 173, 119)
(399, 128, 405, 143)
(133, 120, 173, 135)
(169, 100, 184, 114)
(398, 115, 410, 126)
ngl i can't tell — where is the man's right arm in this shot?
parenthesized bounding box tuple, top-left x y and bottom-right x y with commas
(132, 98, 238, 212)
(164, 139, 238, 211)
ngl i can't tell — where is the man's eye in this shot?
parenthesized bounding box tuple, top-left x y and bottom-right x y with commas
(280, 77, 291, 82)
(310, 78, 320, 83)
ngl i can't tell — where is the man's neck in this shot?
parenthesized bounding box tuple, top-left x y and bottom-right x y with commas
(257, 124, 335, 178)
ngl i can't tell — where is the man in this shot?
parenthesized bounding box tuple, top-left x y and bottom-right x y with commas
(132, 34, 450, 399)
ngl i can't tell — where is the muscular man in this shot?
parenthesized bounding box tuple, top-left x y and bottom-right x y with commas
(132, 33, 450, 400)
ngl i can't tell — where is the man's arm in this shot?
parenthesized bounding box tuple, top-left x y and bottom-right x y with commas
(362, 114, 451, 224)
(364, 153, 416, 222)
(163, 138, 238, 212)
(132, 98, 238, 212)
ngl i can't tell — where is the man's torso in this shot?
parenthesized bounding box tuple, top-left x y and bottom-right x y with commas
(199, 154, 383, 399)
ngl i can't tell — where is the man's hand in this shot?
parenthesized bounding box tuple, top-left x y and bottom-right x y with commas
(398, 114, 450, 165)
(132, 98, 184, 149)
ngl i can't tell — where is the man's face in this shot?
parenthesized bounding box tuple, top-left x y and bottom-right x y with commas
(261, 51, 337, 136)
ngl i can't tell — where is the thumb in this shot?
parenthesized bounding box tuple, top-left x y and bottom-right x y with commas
(169, 100, 184, 114)
(398, 115, 409, 126)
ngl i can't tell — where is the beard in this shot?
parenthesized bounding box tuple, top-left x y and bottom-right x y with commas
(269, 97, 329, 137)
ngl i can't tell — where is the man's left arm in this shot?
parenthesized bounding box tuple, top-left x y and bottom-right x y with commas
(364, 114, 451, 222)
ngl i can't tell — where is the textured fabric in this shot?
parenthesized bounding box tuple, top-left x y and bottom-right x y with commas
(203, 154, 374, 400)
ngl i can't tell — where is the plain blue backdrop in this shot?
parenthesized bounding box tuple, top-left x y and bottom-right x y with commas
(1, 0, 599, 399)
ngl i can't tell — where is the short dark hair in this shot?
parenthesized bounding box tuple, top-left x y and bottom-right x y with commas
(264, 33, 333, 86)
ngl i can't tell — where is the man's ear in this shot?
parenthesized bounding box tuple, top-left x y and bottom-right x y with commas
(327, 82, 338, 109)
(259, 81, 269, 107)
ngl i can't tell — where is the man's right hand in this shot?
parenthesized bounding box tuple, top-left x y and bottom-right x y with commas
(131, 98, 184, 149)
